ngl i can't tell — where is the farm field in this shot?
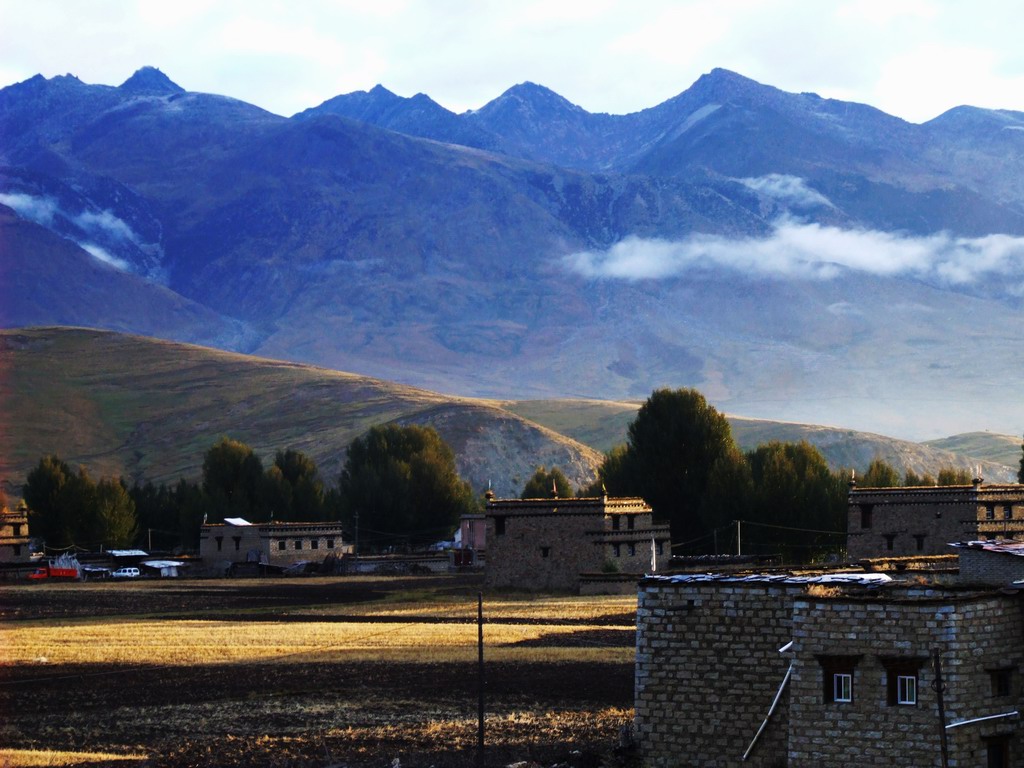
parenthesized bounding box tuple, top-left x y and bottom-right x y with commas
(0, 575, 638, 767)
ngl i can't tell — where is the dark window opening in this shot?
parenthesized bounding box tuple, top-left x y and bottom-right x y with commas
(13, 544, 21, 556)
(494, 517, 506, 536)
(613, 543, 621, 558)
(884, 534, 896, 551)
(310, 540, 318, 550)
(540, 546, 550, 558)
(326, 539, 334, 549)
(612, 516, 620, 531)
(627, 516, 635, 530)
(986, 505, 996, 520)
(233, 536, 241, 551)
(12, 524, 21, 536)
(278, 540, 286, 551)
(1005, 506, 1014, 520)
(817, 655, 861, 704)
(914, 534, 926, 551)
(215, 536, 223, 552)
(860, 505, 874, 529)
(986, 735, 1010, 768)
(990, 668, 1013, 698)
(628, 543, 636, 556)
(294, 540, 302, 550)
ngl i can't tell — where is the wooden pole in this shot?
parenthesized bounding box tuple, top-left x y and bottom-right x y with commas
(932, 648, 950, 768)
(477, 591, 485, 768)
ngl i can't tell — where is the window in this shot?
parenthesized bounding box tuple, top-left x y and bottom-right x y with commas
(882, 658, 925, 706)
(233, 536, 241, 551)
(834, 673, 852, 703)
(914, 534, 926, 552)
(656, 541, 664, 555)
(326, 539, 334, 549)
(613, 543, 621, 558)
(278, 540, 286, 551)
(628, 543, 636, 556)
(897, 675, 917, 705)
(215, 536, 223, 552)
(989, 668, 1013, 698)
(12, 544, 21, 556)
(294, 540, 302, 550)
(986, 735, 1010, 768)
(860, 505, 873, 529)
(627, 516, 635, 530)
(12, 524, 21, 536)
(816, 655, 861, 704)
(310, 540, 318, 550)
(1005, 506, 1014, 520)
(494, 517, 506, 536)
(986, 505, 996, 520)
(612, 516, 620, 531)
(884, 534, 896, 551)
(540, 546, 550, 558)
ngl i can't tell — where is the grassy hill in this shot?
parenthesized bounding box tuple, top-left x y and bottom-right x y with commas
(0, 327, 601, 498)
(2, 327, 1016, 501)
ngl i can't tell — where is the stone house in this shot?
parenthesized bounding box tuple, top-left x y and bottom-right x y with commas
(483, 495, 670, 592)
(848, 480, 1024, 560)
(199, 517, 349, 569)
(635, 573, 1024, 767)
(0, 502, 30, 562)
(954, 539, 1024, 586)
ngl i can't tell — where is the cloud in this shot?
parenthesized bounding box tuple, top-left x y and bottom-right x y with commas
(738, 174, 834, 209)
(78, 242, 131, 271)
(0, 191, 59, 225)
(563, 222, 1024, 290)
(73, 208, 141, 244)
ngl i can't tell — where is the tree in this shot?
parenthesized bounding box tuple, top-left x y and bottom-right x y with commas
(860, 458, 901, 488)
(520, 466, 574, 499)
(903, 469, 936, 487)
(23, 455, 75, 547)
(201, 438, 266, 521)
(337, 424, 477, 549)
(745, 441, 847, 562)
(95, 478, 138, 548)
(268, 448, 325, 521)
(698, 446, 754, 548)
(599, 388, 736, 549)
(937, 467, 973, 486)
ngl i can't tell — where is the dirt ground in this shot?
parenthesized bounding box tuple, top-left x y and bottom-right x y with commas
(0, 575, 638, 768)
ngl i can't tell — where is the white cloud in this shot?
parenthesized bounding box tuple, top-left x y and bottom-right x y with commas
(739, 175, 834, 209)
(78, 242, 131, 271)
(563, 222, 1024, 290)
(0, 191, 59, 225)
(73, 209, 141, 244)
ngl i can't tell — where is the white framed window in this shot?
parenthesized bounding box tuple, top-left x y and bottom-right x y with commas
(834, 673, 852, 703)
(897, 674, 917, 705)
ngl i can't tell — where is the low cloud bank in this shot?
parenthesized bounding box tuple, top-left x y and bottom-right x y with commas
(738, 174, 834, 209)
(564, 221, 1024, 291)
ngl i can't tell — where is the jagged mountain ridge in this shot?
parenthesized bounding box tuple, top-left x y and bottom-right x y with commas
(3, 67, 1024, 439)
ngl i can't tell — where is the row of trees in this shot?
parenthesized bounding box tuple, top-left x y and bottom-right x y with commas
(24, 425, 478, 553)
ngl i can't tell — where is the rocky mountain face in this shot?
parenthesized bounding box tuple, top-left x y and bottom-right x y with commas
(3, 66, 1024, 439)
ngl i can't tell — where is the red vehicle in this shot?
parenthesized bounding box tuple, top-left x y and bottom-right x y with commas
(28, 557, 80, 580)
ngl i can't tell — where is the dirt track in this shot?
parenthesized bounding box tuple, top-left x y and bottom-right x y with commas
(0, 576, 637, 767)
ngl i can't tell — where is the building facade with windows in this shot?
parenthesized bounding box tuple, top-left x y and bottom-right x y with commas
(483, 495, 670, 591)
(0, 502, 30, 562)
(199, 518, 349, 568)
(635, 573, 1024, 767)
(847, 481, 1024, 560)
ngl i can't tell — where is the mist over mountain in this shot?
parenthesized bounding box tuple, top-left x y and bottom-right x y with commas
(3, 66, 1024, 439)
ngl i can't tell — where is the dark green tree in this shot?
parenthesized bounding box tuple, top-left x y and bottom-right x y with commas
(267, 448, 325, 521)
(95, 478, 138, 548)
(599, 388, 736, 549)
(937, 467, 973, 486)
(338, 424, 476, 549)
(699, 446, 754, 546)
(520, 466, 574, 499)
(903, 469, 936, 487)
(746, 441, 846, 562)
(201, 438, 266, 521)
(860, 458, 901, 488)
(24, 455, 75, 547)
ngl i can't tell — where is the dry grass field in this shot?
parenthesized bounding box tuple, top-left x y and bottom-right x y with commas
(0, 574, 638, 767)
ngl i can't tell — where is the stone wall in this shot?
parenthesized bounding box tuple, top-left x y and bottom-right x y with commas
(959, 548, 1024, 586)
(200, 522, 347, 567)
(635, 579, 797, 767)
(637, 577, 1024, 767)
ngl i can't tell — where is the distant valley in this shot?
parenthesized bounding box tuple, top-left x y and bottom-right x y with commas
(3, 67, 1024, 440)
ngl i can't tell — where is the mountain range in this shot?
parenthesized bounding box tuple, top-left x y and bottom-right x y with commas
(3, 66, 1024, 440)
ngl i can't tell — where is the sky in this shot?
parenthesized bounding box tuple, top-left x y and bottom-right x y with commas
(2, 0, 1024, 123)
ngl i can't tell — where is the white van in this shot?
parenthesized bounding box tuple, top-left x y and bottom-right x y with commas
(111, 567, 140, 579)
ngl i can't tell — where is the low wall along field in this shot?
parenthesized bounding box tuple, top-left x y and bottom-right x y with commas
(0, 575, 636, 767)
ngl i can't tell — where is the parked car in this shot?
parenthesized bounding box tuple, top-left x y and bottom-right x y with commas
(111, 567, 140, 579)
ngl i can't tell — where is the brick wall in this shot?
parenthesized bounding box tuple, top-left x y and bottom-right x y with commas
(636, 577, 1024, 767)
(959, 548, 1024, 586)
(635, 580, 796, 767)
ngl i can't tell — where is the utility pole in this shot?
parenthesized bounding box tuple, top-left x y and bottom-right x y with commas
(477, 592, 485, 768)
(932, 648, 950, 768)
(736, 519, 742, 556)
